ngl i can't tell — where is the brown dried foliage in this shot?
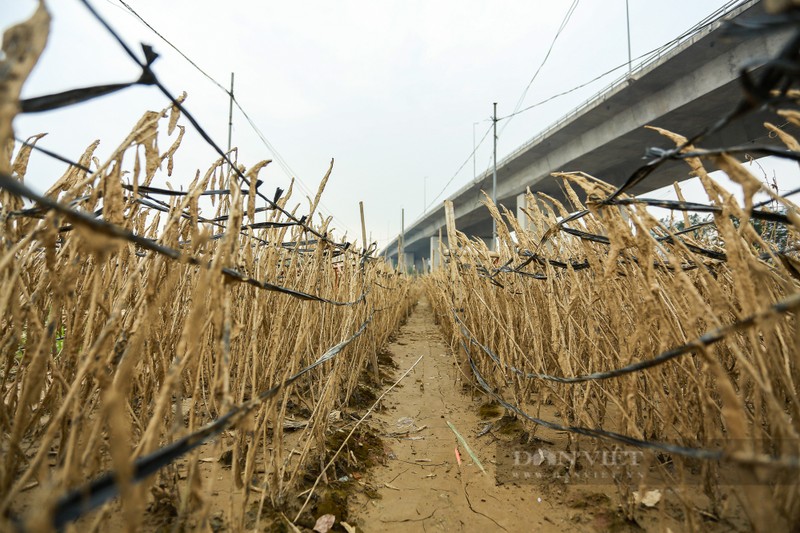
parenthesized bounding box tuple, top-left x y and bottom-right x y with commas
(427, 125, 800, 531)
(0, 99, 412, 530)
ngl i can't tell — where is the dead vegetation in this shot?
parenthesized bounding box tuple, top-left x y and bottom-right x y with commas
(426, 123, 800, 531)
(0, 88, 414, 533)
(0, 6, 421, 531)
(5, 3, 800, 532)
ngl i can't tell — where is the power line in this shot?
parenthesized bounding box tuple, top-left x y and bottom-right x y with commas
(419, 123, 493, 219)
(78, 0, 360, 257)
(471, 0, 582, 189)
(476, 0, 749, 180)
(117, 0, 228, 94)
(455, 0, 750, 240)
(229, 97, 354, 234)
(499, 64, 630, 122)
(500, 0, 580, 138)
(500, 0, 748, 123)
(114, 0, 356, 237)
(422, 0, 680, 228)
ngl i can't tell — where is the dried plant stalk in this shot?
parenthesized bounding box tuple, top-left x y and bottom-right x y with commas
(426, 124, 800, 531)
(0, 99, 412, 531)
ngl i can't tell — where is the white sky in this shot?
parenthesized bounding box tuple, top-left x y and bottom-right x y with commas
(3, 0, 797, 250)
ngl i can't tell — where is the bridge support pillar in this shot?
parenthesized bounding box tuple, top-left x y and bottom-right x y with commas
(517, 192, 530, 233)
(516, 192, 546, 241)
(516, 192, 561, 254)
(400, 252, 415, 273)
(429, 236, 445, 270)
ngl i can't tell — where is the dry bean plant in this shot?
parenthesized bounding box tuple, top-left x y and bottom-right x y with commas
(0, 9, 413, 531)
(426, 122, 800, 531)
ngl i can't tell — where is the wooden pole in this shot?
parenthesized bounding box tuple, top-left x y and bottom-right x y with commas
(359, 201, 367, 253)
(359, 201, 380, 381)
(444, 200, 463, 307)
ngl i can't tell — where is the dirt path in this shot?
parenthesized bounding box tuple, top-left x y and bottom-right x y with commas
(348, 296, 596, 532)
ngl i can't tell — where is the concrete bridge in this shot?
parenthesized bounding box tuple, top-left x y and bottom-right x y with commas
(384, 0, 795, 270)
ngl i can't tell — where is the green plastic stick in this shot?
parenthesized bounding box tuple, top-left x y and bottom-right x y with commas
(446, 421, 487, 475)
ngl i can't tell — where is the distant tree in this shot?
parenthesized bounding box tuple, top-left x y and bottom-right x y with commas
(658, 213, 720, 247)
(659, 208, 794, 252)
(741, 205, 791, 250)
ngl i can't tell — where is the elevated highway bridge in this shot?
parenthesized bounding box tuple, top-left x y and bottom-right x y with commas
(384, 0, 795, 270)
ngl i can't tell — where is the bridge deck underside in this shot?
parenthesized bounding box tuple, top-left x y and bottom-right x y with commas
(388, 3, 796, 262)
(400, 95, 790, 259)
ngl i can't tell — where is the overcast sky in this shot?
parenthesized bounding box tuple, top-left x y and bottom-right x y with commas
(4, 0, 795, 250)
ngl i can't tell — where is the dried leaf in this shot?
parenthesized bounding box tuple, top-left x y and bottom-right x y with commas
(633, 489, 662, 508)
(313, 513, 335, 533)
(0, 2, 50, 160)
